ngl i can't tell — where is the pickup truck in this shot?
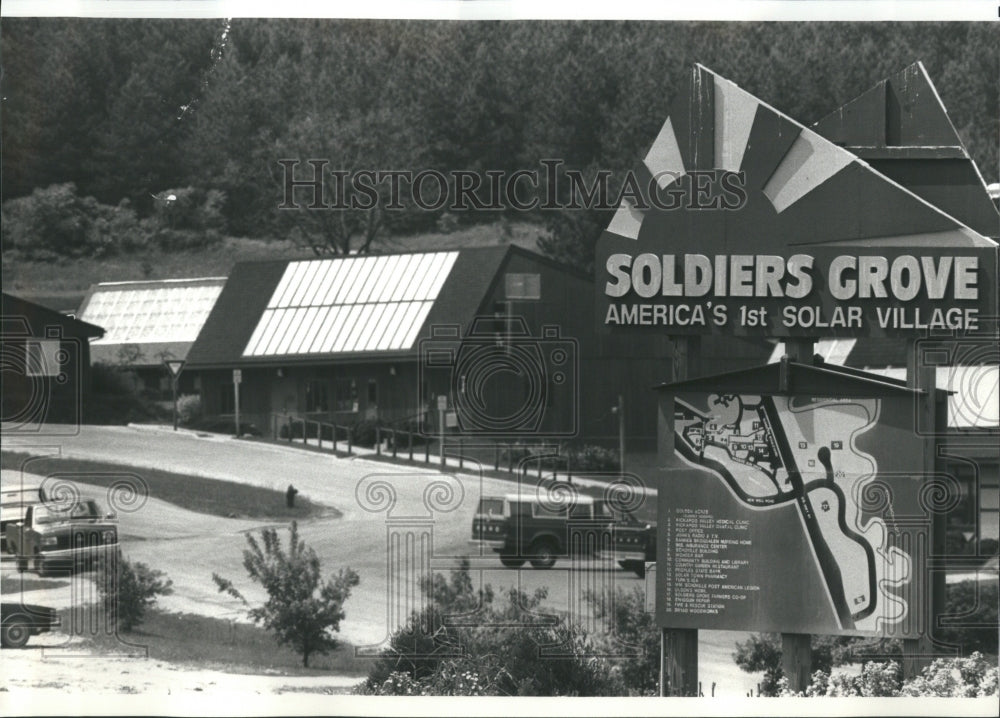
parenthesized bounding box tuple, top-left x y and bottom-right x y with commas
(470, 490, 653, 573)
(595, 515, 656, 577)
(5, 498, 118, 575)
(0, 485, 47, 553)
(1, 602, 61, 648)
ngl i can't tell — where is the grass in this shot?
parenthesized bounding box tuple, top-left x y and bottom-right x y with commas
(0, 575, 70, 592)
(58, 606, 369, 677)
(1, 221, 543, 311)
(0, 451, 336, 521)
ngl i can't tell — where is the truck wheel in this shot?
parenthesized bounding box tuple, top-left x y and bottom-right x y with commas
(499, 554, 525, 568)
(1, 618, 31, 648)
(16, 556, 27, 573)
(528, 539, 557, 569)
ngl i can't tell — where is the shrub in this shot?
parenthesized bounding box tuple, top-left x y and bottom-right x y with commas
(939, 580, 998, 655)
(96, 553, 173, 632)
(735, 580, 998, 695)
(91, 362, 137, 396)
(793, 654, 999, 697)
(733, 633, 865, 696)
(1, 183, 152, 259)
(792, 660, 903, 697)
(583, 585, 659, 695)
(899, 653, 999, 697)
(350, 419, 384, 448)
(569, 444, 621, 472)
(360, 559, 617, 696)
(176, 394, 202, 426)
(213, 521, 359, 667)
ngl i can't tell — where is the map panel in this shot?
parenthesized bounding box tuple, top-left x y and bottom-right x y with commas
(658, 391, 926, 636)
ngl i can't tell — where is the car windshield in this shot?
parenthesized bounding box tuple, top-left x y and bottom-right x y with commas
(33, 500, 101, 524)
(476, 498, 504, 515)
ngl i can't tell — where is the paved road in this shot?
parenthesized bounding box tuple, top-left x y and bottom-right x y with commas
(2, 425, 760, 695)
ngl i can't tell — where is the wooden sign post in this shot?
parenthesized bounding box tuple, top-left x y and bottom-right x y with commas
(660, 336, 700, 697)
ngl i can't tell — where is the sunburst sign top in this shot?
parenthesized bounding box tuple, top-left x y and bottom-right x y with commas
(595, 64, 998, 339)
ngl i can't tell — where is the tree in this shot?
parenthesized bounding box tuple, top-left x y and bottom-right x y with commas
(212, 521, 359, 667)
(96, 552, 173, 632)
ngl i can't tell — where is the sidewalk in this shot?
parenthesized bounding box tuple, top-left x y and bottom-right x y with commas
(127, 422, 659, 497)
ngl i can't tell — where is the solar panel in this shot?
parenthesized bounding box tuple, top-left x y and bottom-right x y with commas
(81, 280, 225, 345)
(242, 252, 459, 357)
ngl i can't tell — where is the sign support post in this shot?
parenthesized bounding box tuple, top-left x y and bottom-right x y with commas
(233, 368, 242, 437)
(163, 359, 185, 432)
(660, 336, 700, 697)
(902, 340, 943, 679)
(781, 339, 814, 694)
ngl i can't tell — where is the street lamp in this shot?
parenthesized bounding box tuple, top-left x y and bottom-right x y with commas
(163, 359, 186, 430)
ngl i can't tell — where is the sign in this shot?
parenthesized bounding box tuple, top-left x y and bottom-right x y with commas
(232, 369, 242, 384)
(598, 249, 996, 339)
(593, 65, 998, 339)
(657, 389, 933, 637)
(163, 359, 185, 377)
(437, 395, 448, 411)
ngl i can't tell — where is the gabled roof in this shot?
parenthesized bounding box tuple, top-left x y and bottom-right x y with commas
(1, 292, 104, 340)
(76, 277, 226, 367)
(185, 245, 553, 368)
(813, 62, 1000, 238)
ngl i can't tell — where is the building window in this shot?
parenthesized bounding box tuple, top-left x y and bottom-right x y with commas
(219, 383, 243, 414)
(367, 379, 378, 407)
(505, 273, 541, 300)
(25, 340, 61, 377)
(335, 378, 358, 412)
(305, 380, 329, 413)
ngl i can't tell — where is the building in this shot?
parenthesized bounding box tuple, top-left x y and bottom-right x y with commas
(810, 61, 1000, 559)
(185, 245, 767, 446)
(76, 277, 226, 398)
(1, 292, 104, 431)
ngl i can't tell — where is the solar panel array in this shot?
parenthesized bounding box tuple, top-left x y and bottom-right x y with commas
(242, 252, 459, 357)
(82, 281, 225, 344)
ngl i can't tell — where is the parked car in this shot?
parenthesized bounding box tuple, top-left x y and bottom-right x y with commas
(5, 498, 118, 575)
(0, 485, 47, 553)
(470, 489, 651, 571)
(1, 602, 60, 648)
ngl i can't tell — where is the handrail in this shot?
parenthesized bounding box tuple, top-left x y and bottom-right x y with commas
(272, 413, 352, 455)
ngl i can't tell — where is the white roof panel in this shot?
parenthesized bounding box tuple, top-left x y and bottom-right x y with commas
(241, 252, 460, 357)
(81, 279, 225, 345)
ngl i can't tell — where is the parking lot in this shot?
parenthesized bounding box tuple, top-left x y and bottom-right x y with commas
(1, 424, 762, 696)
